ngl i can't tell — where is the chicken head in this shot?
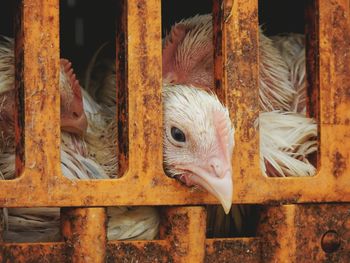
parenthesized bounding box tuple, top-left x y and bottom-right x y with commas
(60, 59, 88, 136)
(163, 85, 234, 213)
(0, 36, 87, 136)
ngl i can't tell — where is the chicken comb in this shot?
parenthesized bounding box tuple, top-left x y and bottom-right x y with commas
(59, 58, 87, 135)
(60, 58, 82, 101)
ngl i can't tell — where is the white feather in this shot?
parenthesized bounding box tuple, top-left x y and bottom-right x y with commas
(272, 34, 307, 113)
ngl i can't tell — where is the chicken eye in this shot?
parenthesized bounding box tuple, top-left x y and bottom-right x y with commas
(171, 127, 186, 142)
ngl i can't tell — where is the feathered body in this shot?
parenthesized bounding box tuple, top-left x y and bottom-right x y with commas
(271, 34, 307, 113)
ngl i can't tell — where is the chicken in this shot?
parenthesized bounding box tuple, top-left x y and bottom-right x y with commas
(3, 76, 234, 242)
(163, 85, 234, 212)
(162, 14, 317, 178)
(85, 53, 235, 214)
(162, 14, 297, 113)
(161, 14, 318, 237)
(0, 36, 89, 180)
(0, 37, 87, 139)
(0, 36, 159, 242)
(271, 33, 307, 113)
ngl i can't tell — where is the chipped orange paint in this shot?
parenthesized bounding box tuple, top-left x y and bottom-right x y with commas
(61, 208, 107, 263)
(257, 204, 350, 262)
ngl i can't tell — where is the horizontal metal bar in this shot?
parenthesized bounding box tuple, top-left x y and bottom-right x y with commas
(0, 238, 262, 263)
(0, 206, 261, 262)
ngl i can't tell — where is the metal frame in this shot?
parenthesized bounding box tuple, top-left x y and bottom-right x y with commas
(0, 0, 349, 262)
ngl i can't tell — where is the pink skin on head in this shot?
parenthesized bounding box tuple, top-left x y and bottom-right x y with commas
(162, 22, 214, 91)
(170, 107, 233, 214)
(60, 59, 88, 136)
(163, 17, 233, 213)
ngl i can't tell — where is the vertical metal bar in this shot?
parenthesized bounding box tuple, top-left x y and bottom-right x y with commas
(14, 0, 25, 177)
(213, 0, 225, 103)
(61, 208, 107, 263)
(224, 0, 261, 191)
(318, 0, 350, 180)
(213, 0, 233, 104)
(257, 205, 297, 262)
(160, 207, 207, 262)
(305, 0, 320, 170)
(115, 0, 128, 176)
(319, 0, 350, 125)
(127, 0, 163, 179)
(305, 0, 320, 120)
(14, 0, 60, 185)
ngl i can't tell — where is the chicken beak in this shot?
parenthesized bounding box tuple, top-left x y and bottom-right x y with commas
(180, 160, 233, 214)
(61, 113, 88, 136)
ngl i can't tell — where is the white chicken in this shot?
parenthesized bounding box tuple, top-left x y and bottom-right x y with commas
(161, 14, 317, 237)
(0, 36, 159, 242)
(162, 14, 317, 178)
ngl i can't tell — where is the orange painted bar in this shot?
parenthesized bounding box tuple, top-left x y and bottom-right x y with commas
(61, 208, 107, 263)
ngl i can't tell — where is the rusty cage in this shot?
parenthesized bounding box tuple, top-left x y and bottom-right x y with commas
(0, 0, 350, 262)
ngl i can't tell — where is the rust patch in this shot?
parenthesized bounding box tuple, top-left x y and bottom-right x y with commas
(261, 193, 302, 205)
(0, 243, 67, 263)
(115, 0, 128, 176)
(332, 151, 346, 178)
(256, 206, 286, 262)
(151, 177, 160, 187)
(205, 239, 261, 263)
(107, 242, 173, 263)
(295, 204, 350, 262)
